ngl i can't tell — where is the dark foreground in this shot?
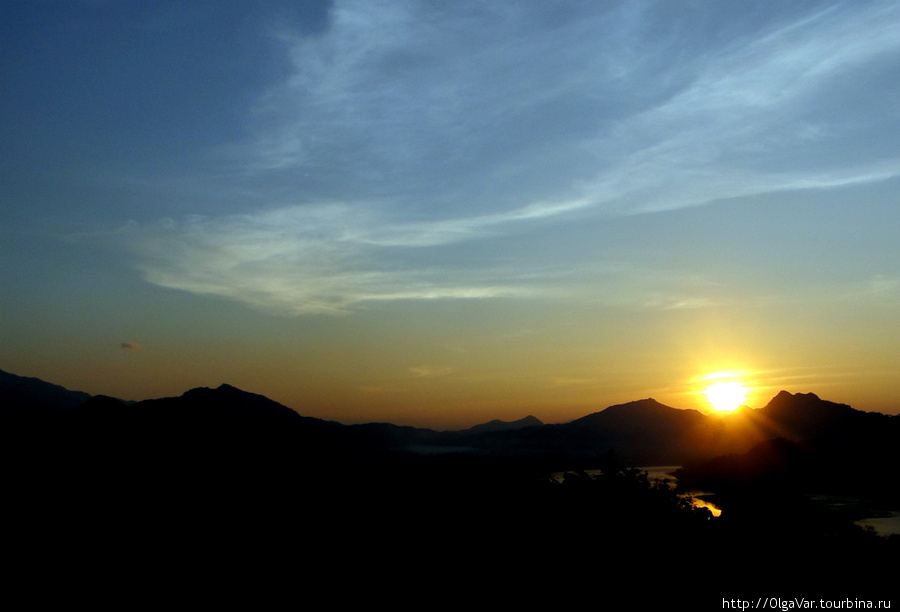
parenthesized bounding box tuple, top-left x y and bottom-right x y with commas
(2, 379, 897, 607)
(4, 446, 897, 608)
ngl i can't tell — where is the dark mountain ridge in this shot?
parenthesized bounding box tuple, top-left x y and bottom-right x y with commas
(0, 368, 92, 412)
(672, 391, 900, 502)
(3, 369, 898, 604)
(3, 368, 897, 469)
(458, 414, 544, 434)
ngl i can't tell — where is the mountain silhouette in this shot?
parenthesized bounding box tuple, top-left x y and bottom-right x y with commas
(458, 414, 543, 434)
(0, 368, 93, 411)
(3, 368, 897, 470)
(557, 398, 708, 464)
(2, 369, 897, 605)
(674, 391, 900, 501)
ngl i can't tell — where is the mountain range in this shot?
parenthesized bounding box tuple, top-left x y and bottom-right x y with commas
(2, 368, 898, 604)
(3, 367, 897, 488)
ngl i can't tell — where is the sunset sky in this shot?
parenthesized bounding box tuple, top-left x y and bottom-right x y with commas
(2, 1, 898, 428)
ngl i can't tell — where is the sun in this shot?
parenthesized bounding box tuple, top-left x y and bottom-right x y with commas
(704, 381, 747, 412)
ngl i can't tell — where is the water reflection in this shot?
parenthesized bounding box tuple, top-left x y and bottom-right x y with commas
(810, 495, 900, 538)
(551, 465, 724, 518)
(641, 465, 723, 518)
(855, 511, 900, 537)
(688, 495, 723, 518)
(552, 466, 896, 536)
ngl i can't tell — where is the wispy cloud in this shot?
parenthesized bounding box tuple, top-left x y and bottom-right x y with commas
(247, 1, 900, 213)
(127, 1, 900, 315)
(573, 1, 900, 214)
(125, 205, 541, 315)
(852, 274, 899, 299)
(408, 365, 455, 379)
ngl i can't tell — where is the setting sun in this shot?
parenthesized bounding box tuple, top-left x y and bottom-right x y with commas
(705, 382, 747, 412)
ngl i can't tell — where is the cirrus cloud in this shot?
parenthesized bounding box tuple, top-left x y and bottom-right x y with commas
(126, 1, 900, 316)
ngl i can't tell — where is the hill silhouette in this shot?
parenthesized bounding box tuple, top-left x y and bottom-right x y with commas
(0, 368, 92, 411)
(3, 368, 898, 482)
(1, 369, 897, 605)
(4, 369, 897, 482)
(457, 414, 543, 434)
(675, 392, 900, 502)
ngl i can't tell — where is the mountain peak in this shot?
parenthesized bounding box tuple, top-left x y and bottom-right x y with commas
(181, 383, 264, 402)
(763, 390, 848, 414)
(173, 383, 306, 427)
(216, 383, 243, 393)
(569, 397, 693, 430)
(600, 397, 678, 415)
(462, 415, 544, 434)
(758, 389, 874, 443)
(772, 390, 821, 402)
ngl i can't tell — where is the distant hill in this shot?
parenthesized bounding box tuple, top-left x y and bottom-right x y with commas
(457, 415, 543, 434)
(0, 368, 92, 412)
(3, 368, 897, 470)
(674, 391, 900, 500)
(3, 369, 898, 604)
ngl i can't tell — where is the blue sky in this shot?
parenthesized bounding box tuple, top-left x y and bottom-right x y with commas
(2, 1, 898, 427)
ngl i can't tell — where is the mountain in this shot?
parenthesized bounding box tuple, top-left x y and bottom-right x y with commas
(463, 395, 786, 467)
(3, 370, 897, 604)
(0, 368, 92, 411)
(4, 368, 897, 469)
(758, 390, 895, 440)
(458, 415, 543, 435)
(674, 391, 900, 500)
(558, 398, 708, 463)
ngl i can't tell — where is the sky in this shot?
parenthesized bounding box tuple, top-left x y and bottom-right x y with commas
(2, 0, 898, 428)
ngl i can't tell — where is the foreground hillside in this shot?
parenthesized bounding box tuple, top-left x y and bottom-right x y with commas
(1, 369, 897, 605)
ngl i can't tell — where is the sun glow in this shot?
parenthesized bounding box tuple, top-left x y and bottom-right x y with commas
(704, 381, 747, 412)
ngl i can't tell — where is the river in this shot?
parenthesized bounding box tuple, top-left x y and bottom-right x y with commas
(556, 465, 898, 536)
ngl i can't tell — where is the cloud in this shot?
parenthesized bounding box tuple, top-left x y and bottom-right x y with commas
(125, 205, 542, 315)
(408, 365, 455, 379)
(571, 2, 900, 214)
(856, 274, 900, 299)
(126, 1, 900, 316)
(246, 0, 900, 216)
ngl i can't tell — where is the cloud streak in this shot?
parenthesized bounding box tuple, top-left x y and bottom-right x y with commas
(128, 1, 900, 315)
(127, 205, 541, 314)
(248, 1, 900, 211)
